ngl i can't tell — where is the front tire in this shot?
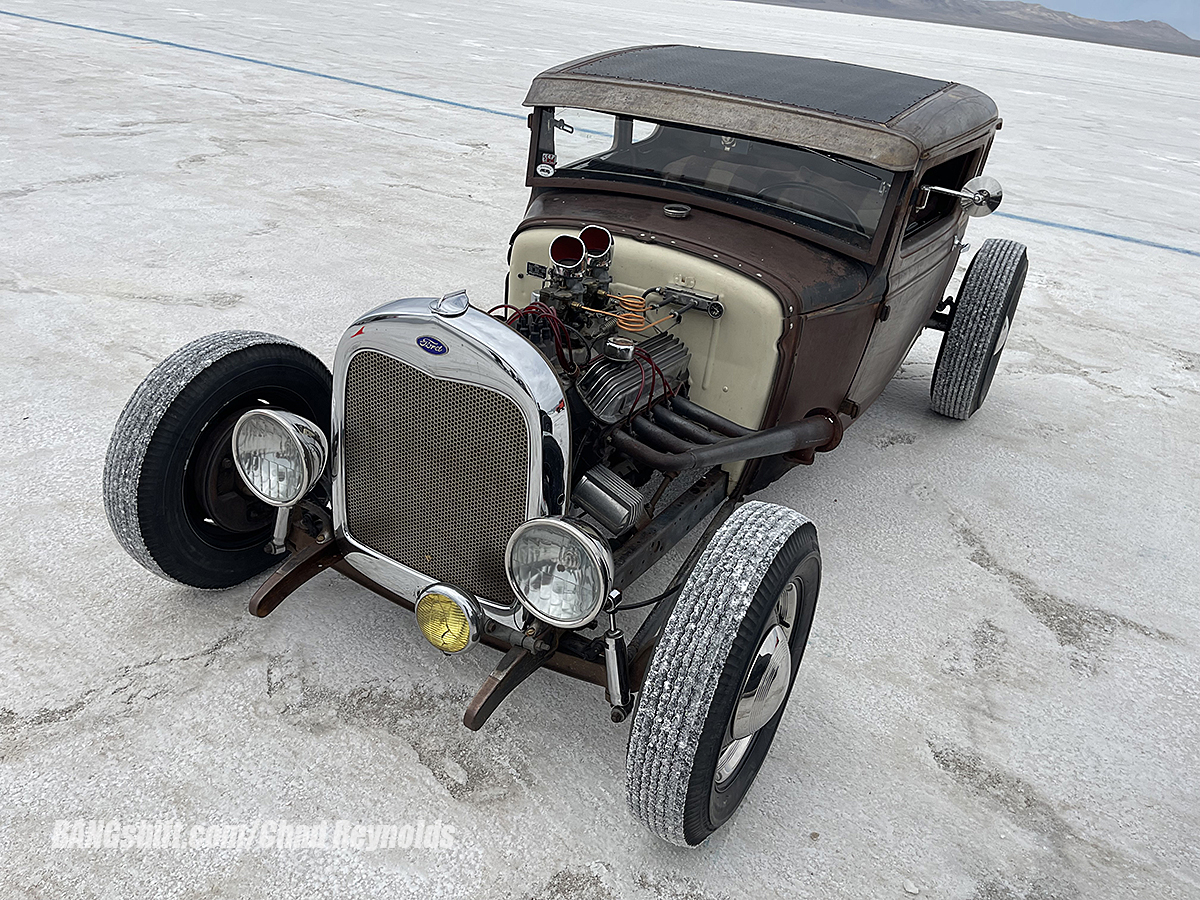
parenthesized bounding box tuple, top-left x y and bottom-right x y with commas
(626, 501, 820, 845)
(103, 331, 332, 588)
(930, 238, 1028, 419)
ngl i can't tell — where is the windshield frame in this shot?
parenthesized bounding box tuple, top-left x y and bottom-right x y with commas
(526, 107, 905, 264)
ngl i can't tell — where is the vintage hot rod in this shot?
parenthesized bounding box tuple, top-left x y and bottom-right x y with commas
(104, 46, 1027, 845)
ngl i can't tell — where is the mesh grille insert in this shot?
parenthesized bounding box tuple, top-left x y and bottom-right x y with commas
(343, 350, 530, 602)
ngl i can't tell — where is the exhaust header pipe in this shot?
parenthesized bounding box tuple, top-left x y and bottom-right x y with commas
(611, 407, 842, 473)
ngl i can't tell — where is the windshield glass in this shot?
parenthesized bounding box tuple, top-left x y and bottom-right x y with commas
(540, 109, 895, 250)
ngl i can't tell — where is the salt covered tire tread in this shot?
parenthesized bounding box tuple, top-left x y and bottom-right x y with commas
(930, 238, 1028, 419)
(626, 500, 818, 845)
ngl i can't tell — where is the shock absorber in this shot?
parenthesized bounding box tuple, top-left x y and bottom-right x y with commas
(602, 591, 632, 722)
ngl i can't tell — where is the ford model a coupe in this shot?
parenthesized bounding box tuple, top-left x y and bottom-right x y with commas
(104, 46, 1027, 844)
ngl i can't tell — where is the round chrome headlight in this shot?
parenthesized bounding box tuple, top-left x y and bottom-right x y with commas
(231, 409, 328, 507)
(505, 518, 614, 628)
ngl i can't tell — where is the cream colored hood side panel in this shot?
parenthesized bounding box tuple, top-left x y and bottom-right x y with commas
(509, 229, 786, 488)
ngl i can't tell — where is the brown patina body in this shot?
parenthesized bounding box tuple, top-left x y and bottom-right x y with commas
(516, 46, 1003, 491)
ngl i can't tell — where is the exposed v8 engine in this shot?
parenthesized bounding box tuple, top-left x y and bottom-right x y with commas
(502, 224, 717, 436)
(577, 333, 690, 425)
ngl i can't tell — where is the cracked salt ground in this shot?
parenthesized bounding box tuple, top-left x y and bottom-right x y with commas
(1, 0, 1197, 898)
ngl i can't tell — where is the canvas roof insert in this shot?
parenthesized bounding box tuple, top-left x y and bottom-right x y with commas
(564, 45, 950, 124)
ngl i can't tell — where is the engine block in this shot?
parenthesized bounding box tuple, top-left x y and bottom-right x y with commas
(576, 333, 690, 424)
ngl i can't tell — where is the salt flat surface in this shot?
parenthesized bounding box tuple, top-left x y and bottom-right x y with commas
(1, 2, 1197, 898)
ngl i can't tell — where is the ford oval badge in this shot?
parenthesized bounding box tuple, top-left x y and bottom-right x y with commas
(416, 335, 448, 355)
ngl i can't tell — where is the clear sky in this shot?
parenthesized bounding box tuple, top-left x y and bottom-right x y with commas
(1009, 0, 1200, 38)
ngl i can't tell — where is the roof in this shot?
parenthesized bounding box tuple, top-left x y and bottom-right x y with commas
(524, 45, 1000, 169)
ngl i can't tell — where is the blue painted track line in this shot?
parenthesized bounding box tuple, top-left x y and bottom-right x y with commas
(0, 9, 527, 121)
(3, 8, 1198, 259)
(993, 212, 1198, 258)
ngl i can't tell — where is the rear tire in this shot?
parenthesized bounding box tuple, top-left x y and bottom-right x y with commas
(626, 501, 820, 846)
(930, 238, 1028, 419)
(103, 331, 332, 588)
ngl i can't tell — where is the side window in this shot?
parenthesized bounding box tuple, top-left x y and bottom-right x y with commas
(904, 150, 981, 242)
(543, 108, 616, 169)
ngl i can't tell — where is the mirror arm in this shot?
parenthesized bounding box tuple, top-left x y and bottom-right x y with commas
(921, 183, 998, 211)
(920, 184, 992, 208)
(916, 176, 1003, 218)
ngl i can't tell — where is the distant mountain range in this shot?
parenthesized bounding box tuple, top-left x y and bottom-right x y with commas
(738, 0, 1200, 56)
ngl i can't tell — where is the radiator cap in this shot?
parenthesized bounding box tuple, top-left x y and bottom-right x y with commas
(430, 289, 470, 317)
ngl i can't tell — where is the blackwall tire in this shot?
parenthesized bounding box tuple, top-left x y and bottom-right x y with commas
(103, 331, 332, 588)
(930, 238, 1028, 420)
(626, 500, 820, 846)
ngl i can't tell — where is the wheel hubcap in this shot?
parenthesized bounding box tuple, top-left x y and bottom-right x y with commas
(715, 581, 800, 786)
(730, 624, 792, 740)
(993, 316, 1011, 355)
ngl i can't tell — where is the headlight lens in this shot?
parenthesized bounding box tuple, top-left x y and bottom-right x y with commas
(415, 586, 481, 654)
(505, 519, 614, 628)
(232, 409, 328, 507)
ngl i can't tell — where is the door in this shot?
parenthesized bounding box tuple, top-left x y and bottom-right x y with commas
(844, 147, 983, 412)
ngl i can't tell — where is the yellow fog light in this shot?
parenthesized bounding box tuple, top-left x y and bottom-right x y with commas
(415, 586, 482, 654)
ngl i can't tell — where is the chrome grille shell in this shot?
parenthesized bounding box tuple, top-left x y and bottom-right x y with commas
(330, 297, 569, 616)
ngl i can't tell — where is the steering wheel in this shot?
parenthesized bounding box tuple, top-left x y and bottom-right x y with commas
(754, 182, 867, 236)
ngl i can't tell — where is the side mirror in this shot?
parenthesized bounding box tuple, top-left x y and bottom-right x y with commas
(919, 175, 1004, 217)
(959, 176, 1004, 216)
